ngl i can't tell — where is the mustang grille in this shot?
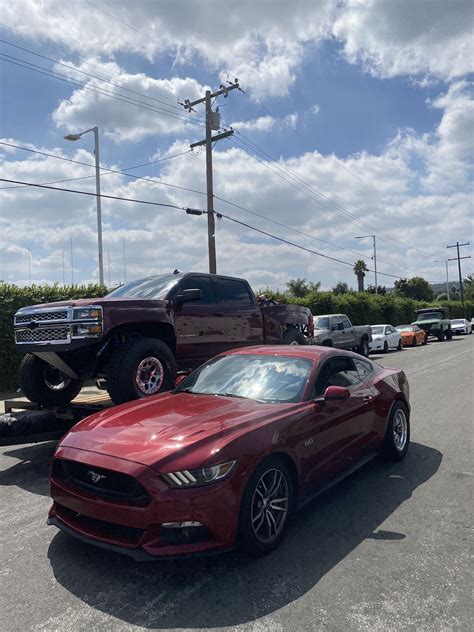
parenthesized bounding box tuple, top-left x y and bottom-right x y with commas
(52, 459, 150, 506)
(15, 310, 68, 324)
(15, 326, 69, 343)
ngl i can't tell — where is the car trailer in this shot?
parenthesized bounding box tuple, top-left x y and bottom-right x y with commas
(0, 391, 114, 446)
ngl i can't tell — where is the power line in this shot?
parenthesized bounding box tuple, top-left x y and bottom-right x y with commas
(0, 147, 193, 190)
(0, 54, 206, 128)
(0, 178, 194, 211)
(0, 38, 205, 121)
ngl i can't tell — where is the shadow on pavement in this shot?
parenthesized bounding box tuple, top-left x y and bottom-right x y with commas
(0, 441, 56, 496)
(47, 441, 442, 629)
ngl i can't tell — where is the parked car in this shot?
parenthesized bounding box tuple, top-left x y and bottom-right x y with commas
(412, 307, 452, 341)
(13, 272, 313, 406)
(396, 324, 427, 347)
(311, 314, 372, 357)
(450, 319, 472, 335)
(48, 345, 410, 560)
(369, 324, 402, 353)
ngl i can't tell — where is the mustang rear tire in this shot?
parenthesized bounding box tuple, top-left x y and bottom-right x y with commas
(19, 354, 83, 407)
(238, 456, 294, 556)
(382, 402, 410, 461)
(106, 337, 177, 405)
(283, 328, 306, 345)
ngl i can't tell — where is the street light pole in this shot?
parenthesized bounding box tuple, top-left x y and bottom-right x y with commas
(434, 259, 449, 300)
(356, 234, 377, 294)
(64, 126, 104, 286)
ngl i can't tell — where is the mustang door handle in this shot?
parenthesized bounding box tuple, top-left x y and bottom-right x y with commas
(363, 395, 374, 401)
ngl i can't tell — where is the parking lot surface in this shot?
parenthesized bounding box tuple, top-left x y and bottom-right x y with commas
(1, 336, 472, 631)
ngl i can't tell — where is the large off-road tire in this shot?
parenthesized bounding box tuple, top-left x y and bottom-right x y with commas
(445, 329, 453, 340)
(358, 337, 370, 357)
(412, 335, 417, 347)
(422, 333, 428, 345)
(283, 328, 306, 346)
(238, 456, 294, 556)
(382, 401, 410, 461)
(106, 337, 177, 405)
(437, 331, 445, 342)
(19, 354, 83, 407)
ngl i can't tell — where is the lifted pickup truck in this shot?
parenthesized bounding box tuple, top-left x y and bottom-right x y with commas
(412, 307, 452, 341)
(310, 313, 372, 357)
(13, 272, 313, 406)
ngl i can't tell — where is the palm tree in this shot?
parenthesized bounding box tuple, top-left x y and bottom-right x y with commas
(353, 259, 368, 292)
(286, 278, 310, 298)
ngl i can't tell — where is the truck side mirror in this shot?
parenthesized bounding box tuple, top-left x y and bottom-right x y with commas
(175, 288, 203, 303)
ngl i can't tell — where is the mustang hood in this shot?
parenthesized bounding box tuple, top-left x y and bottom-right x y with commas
(60, 393, 284, 469)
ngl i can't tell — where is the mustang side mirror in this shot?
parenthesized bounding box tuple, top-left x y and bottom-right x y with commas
(175, 288, 203, 303)
(323, 385, 350, 400)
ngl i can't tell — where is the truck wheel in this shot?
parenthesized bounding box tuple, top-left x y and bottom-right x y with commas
(437, 331, 445, 342)
(19, 354, 83, 407)
(106, 337, 177, 404)
(358, 338, 369, 357)
(446, 329, 452, 340)
(283, 328, 306, 345)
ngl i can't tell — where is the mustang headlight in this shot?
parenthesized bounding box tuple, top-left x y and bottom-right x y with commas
(73, 306, 103, 320)
(162, 460, 236, 488)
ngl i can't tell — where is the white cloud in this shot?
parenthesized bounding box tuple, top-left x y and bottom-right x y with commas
(311, 104, 320, 115)
(229, 116, 275, 132)
(283, 113, 298, 129)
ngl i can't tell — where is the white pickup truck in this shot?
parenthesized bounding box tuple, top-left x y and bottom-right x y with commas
(310, 313, 372, 357)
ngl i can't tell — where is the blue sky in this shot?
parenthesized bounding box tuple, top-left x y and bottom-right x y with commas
(0, 0, 472, 290)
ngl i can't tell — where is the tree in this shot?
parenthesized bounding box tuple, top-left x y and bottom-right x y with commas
(353, 260, 368, 293)
(286, 278, 310, 298)
(367, 284, 387, 295)
(463, 275, 474, 301)
(332, 281, 349, 295)
(394, 276, 433, 301)
(307, 281, 321, 293)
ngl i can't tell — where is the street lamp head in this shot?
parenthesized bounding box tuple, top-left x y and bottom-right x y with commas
(63, 133, 82, 141)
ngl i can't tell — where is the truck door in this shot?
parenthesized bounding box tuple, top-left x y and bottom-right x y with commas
(330, 316, 345, 348)
(340, 315, 356, 349)
(211, 277, 264, 350)
(173, 275, 226, 365)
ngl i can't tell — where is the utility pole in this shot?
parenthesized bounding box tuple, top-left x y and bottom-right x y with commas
(447, 241, 470, 305)
(28, 249, 31, 284)
(70, 237, 74, 286)
(62, 250, 65, 285)
(181, 80, 239, 273)
(122, 239, 126, 283)
(434, 259, 449, 300)
(356, 234, 377, 294)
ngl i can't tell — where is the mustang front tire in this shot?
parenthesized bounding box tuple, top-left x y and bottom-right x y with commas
(19, 354, 83, 407)
(238, 456, 294, 556)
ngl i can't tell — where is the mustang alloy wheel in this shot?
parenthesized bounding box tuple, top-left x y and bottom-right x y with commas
(239, 457, 294, 555)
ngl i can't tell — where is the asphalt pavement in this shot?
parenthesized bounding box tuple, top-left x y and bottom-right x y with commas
(1, 335, 472, 631)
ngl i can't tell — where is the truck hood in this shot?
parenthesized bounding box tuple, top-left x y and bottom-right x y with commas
(15, 297, 168, 310)
(59, 392, 286, 469)
(412, 319, 439, 326)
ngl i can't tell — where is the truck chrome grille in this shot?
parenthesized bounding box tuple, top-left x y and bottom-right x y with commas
(15, 310, 69, 324)
(15, 326, 70, 343)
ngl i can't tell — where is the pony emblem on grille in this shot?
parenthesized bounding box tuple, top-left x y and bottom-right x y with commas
(87, 470, 106, 484)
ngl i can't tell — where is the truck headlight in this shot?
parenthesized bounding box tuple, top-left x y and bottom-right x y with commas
(73, 306, 102, 320)
(72, 323, 102, 336)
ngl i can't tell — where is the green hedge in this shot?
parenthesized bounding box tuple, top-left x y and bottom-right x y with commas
(0, 283, 107, 392)
(1, 284, 473, 393)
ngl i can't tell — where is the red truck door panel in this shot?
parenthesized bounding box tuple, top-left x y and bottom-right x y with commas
(211, 277, 264, 349)
(173, 276, 226, 363)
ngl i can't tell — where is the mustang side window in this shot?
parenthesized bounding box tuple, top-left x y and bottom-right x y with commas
(312, 357, 361, 396)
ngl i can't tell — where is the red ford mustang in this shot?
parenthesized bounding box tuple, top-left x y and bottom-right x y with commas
(48, 346, 410, 559)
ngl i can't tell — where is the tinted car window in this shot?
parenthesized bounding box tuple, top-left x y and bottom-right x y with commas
(340, 316, 351, 329)
(213, 277, 253, 305)
(354, 358, 373, 381)
(106, 273, 181, 299)
(313, 357, 361, 396)
(178, 276, 216, 304)
(315, 316, 329, 329)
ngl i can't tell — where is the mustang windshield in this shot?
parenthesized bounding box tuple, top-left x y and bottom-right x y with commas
(396, 325, 413, 332)
(106, 274, 181, 299)
(176, 354, 312, 403)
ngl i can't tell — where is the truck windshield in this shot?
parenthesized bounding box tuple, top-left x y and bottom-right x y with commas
(106, 274, 181, 299)
(416, 312, 442, 321)
(175, 354, 312, 403)
(314, 317, 329, 329)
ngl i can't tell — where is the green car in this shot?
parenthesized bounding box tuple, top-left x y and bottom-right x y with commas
(412, 307, 452, 341)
